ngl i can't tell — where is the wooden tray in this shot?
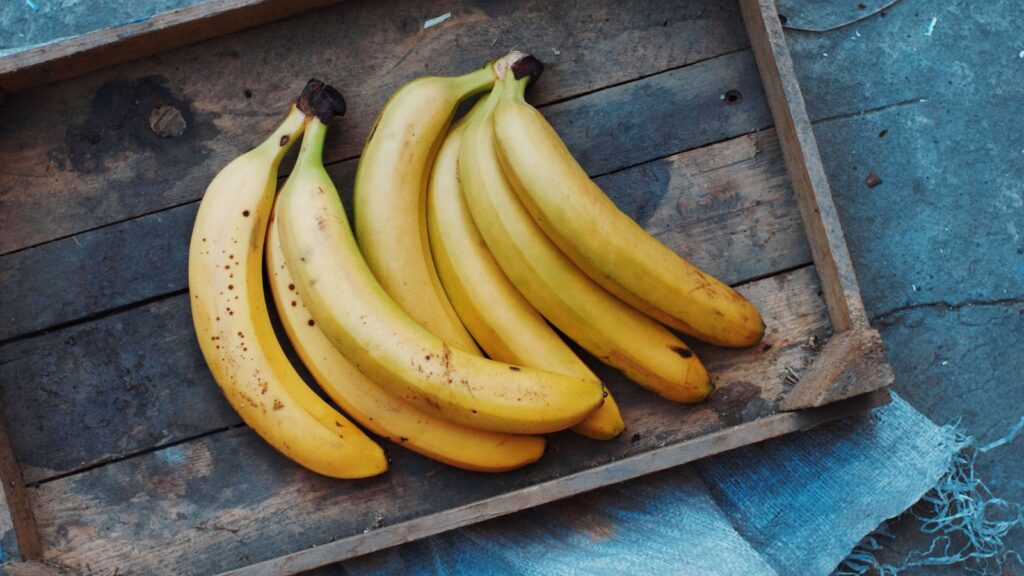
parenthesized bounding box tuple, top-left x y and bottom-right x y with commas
(0, 0, 893, 573)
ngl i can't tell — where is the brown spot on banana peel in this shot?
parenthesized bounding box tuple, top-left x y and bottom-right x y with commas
(671, 346, 694, 359)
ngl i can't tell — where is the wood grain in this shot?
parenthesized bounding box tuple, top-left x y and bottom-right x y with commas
(0, 561, 70, 576)
(0, 0, 749, 256)
(0, 296, 237, 485)
(0, 0, 342, 94)
(739, 0, 869, 331)
(232, 390, 891, 576)
(779, 328, 894, 410)
(28, 266, 837, 575)
(1, 127, 808, 485)
(0, 400, 42, 561)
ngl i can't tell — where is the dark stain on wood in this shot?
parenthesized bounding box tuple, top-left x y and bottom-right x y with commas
(64, 76, 217, 175)
(706, 381, 764, 426)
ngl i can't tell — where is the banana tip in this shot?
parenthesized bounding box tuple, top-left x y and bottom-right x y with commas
(297, 78, 347, 123)
(511, 55, 544, 82)
(492, 51, 544, 83)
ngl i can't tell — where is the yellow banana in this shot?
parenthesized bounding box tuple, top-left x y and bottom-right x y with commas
(275, 114, 604, 434)
(188, 82, 386, 479)
(427, 103, 625, 440)
(494, 73, 764, 347)
(266, 210, 546, 472)
(460, 76, 710, 404)
(352, 56, 525, 352)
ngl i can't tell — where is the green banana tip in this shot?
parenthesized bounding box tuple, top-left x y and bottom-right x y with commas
(297, 78, 347, 123)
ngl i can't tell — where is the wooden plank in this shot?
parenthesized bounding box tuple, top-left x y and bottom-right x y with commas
(0, 561, 69, 576)
(779, 328, 894, 410)
(0, 296, 236, 485)
(1, 126, 808, 484)
(230, 390, 891, 576)
(28, 266, 839, 575)
(739, 0, 869, 331)
(0, 203, 196, 341)
(0, 401, 42, 561)
(0, 0, 749, 256)
(0, 0, 342, 94)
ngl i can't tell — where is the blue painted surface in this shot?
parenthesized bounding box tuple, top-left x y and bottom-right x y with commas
(156, 443, 189, 466)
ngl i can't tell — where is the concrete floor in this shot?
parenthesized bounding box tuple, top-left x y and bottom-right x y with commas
(783, 1, 1023, 571)
(2, 0, 1021, 572)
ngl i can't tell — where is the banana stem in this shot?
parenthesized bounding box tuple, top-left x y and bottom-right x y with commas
(503, 76, 530, 103)
(296, 118, 328, 172)
(450, 65, 499, 98)
(478, 79, 505, 116)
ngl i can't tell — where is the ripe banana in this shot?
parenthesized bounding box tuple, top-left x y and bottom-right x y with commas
(275, 114, 604, 434)
(188, 82, 386, 479)
(352, 56, 523, 352)
(459, 73, 711, 404)
(427, 102, 625, 440)
(494, 74, 764, 348)
(266, 210, 546, 472)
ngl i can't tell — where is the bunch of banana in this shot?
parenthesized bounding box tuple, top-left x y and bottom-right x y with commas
(190, 50, 765, 479)
(492, 64, 765, 348)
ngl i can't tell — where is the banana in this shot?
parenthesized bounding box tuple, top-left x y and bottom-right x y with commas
(351, 56, 522, 352)
(275, 114, 604, 434)
(459, 75, 711, 404)
(266, 209, 546, 472)
(427, 103, 625, 440)
(188, 82, 386, 479)
(493, 72, 764, 348)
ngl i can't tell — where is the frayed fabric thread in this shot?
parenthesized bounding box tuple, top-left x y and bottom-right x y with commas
(837, 417, 1024, 575)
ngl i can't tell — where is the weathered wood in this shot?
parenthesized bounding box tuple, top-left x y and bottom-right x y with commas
(779, 328, 894, 411)
(0, 0, 749, 256)
(0, 0, 342, 94)
(0, 401, 42, 561)
(0, 204, 196, 341)
(0, 296, 236, 485)
(28, 267, 841, 574)
(0, 561, 71, 576)
(1, 127, 808, 484)
(739, 0, 869, 332)
(233, 389, 891, 576)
